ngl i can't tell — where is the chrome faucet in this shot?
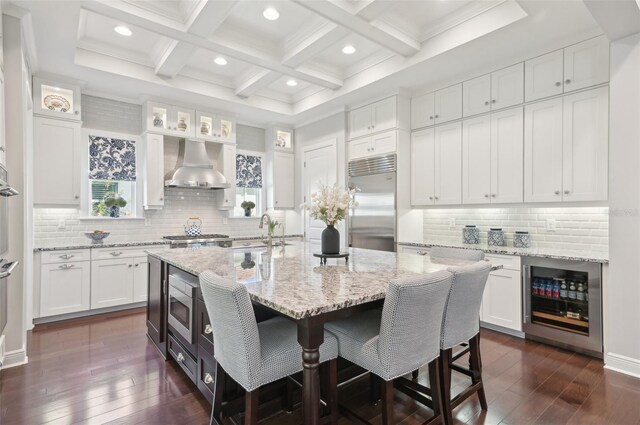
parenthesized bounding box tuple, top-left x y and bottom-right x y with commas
(259, 213, 273, 250)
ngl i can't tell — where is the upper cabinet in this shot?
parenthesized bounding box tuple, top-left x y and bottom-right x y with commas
(525, 36, 609, 102)
(348, 130, 397, 161)
(142, 133, 165, 210)
(463, 63, 523, 118)
(196, 110, 236, 144)
(217, 144, 237, 209)
(349, 96, 397, 139)
(33, 77, 81, 121)
(412, 84, 462, 129)
(267, 126, 294, 152)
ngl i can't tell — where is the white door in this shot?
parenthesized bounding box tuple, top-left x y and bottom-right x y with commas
(349, 105, 372, 139)
(524, 49, 564, 102)
(562, 86, 609, 202)
(143, 133, 164, 209)
(481, 269, 522, 331)
(434, 122, 462, 205)
(33, 117, 81, 205)
(564, 35, 609, 93)
(348, 137, 372, 161)
(303, 141, 337, 246)
(491, 62, 524, 110)
(371, 97, 397, 133)
(273, 152, 295, 208)
(491, 107, 524, 204)
(370, 131, 397, 156)
(434, 84, 462, 124)
(462, 74, 491, 117)
(411, 92, 435, 129)
(410, 128, 435, 206)
(133, 256, 148, 303)
(524, 98, 563, 203)
(91, 259, 134, 309)
(40, 261, 91, 317)
(462, 115, 491, 204)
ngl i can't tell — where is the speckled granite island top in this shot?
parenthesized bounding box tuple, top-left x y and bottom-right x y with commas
(148, 241, 473, 320)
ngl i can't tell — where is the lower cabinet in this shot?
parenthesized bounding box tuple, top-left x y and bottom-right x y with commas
(133, 256, 149, 303)
(40, 261, 91, 316)
(91, 257, 149, 309)
(481, 254, 523, 332)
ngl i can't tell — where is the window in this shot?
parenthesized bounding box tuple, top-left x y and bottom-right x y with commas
(88, 135, 137, 218)
(234, 152, 263, 217)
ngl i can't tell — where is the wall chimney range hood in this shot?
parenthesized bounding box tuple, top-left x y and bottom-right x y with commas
(165, 139, 230, 189)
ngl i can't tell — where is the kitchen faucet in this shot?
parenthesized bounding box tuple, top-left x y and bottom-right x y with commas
(259, 213, 273, 250)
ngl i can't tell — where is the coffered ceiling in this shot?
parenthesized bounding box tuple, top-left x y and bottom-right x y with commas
(21, 0, 605, 125)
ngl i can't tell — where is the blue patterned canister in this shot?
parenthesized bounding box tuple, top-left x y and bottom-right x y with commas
(462, 225, 480, 244)
(513, 231, 531, 248)
(487, 228, 505, 247)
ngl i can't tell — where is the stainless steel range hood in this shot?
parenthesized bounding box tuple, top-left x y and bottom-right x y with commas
(165, 139, 230, 189)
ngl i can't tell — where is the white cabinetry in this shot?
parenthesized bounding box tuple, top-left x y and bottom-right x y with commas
(133, 256, 149, 303)
(524, 87, 608, 203)
(462, 115, 491, 204)
(410, 128, 435, 206)
(348, 130, 397, 161)
(33, 116, 81, 206)
(91, 258, 134, 309)
(524, 50, 564, 102)
(267, 151, 294, 209)
(195, 110, 236, 144)
(463, 63, 523, 117)
(411, 92, 435, 130)
(33, 78, 81, 121)
(143, 133, 164, 209)
(217, 144, 236, 209)
(349, 96, 397, 139)
(481, 254, 522, 332)
(0, 72, 6, 166)
(462, 74, 491, 117)
(411, 84, 462, 129)
(143, 102, 195, 137)
(40, 259, 91, 317)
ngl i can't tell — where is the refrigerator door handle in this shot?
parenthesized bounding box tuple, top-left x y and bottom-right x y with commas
(522, 265, 529, 324)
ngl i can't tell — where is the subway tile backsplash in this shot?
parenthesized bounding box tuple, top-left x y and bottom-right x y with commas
(422, 207, 609, 253)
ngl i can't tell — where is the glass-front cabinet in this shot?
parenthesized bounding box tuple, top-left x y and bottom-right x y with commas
(33, 77, 81, 121)
(144, 102, 195, 137)
(195, 111, 236, 144)
(267, 125, 294, 152)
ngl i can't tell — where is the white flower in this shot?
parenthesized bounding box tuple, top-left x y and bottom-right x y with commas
(301, 182, 358, 226)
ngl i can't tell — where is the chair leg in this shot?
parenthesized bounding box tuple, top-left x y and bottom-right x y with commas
(425, 359, 443, 425)
(285, 377, 295, 413)
(412, 369, 419, 380)
(469, 335, 488, 411)
(370, 373, 381, 405)
(439, 349, 454, 425)
(326, 359, 339, 425)
(245, 389, 259, 425)
(380, 379, 395, 425)
(211, 362, 225, 425)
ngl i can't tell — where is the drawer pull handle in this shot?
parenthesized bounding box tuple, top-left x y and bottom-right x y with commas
(58, 264, 74, 270)
(204, 324, 213, 335)
(204, 373, 214, 384)
(59, 254, 75, 260)
(110, 252, 123, 256)
(176, 353, 185, 363)
(417, 251, 428, 256)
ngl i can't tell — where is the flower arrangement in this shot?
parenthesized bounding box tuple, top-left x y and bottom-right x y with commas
(302, 183, 358, 226)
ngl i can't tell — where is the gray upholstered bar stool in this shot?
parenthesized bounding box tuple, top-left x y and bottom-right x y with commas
(438, 262, 492, 425)
(326, 271, 454, 425)
(430, 246, 485, 262)
(199, 271, 340, 425)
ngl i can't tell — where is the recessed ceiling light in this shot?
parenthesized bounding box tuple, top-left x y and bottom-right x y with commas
(286, 79, 298, 87)
(214, 56, 228, 66)
(114, 25, 132, 37)
(263, 7, 280, 20)
(342, 45, 356, 55)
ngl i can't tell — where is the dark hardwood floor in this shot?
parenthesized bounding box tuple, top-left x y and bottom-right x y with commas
(2, 309, 640, 425)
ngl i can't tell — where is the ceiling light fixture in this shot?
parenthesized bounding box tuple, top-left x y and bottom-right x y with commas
(114, 25, 133, 36)
(342, 45, 356, 55)
(286, 79, 298, 87)
(214, 56, 228, 66)
(263, 7, 280, 20)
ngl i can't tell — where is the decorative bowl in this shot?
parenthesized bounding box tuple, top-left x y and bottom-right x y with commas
(85, 231, 110, 244)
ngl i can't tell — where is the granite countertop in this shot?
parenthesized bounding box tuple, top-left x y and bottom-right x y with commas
(398, 241, 609, 264)
(148, 241, 473, 320)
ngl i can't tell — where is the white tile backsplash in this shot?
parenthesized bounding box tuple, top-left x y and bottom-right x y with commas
(421, 207, 609, 253)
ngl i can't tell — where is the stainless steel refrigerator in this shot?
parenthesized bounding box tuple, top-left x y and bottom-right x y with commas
(348, 154, 396, 252)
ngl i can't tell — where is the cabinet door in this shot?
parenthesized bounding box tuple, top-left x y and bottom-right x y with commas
(371, 97, 397, 133)
(410, 129, 435, 206)
(434, 84, 462, 124)
(564, 36, 609, 93)
(40, 261, 91, 316)
(490, 107, 524, 204)
(411, 92, 435, 129)
(147, 256, 166, 355)
(524, 50, 564, 102)
(462, 115, 491, 204)
(481, 269, 522, 331)
(434, 122, 462, 205)
(562, 87, 609, 202)
(491, 62, 524, 110)
(195, 111, 216, 141)
(463, 74, 491, 117)
(34, 117, 81, 205)
(143, 133, 165, 209)
(91, 259, 134, 309)
(349, 105, 372, 139)
(273, 152, 295, 208)
(217, 144, 236, 209)
(172, 107, 196, 137)
(34, 78, 81, 121)
(218, 116, 236, 144)
(524, 98, 563, 203)
(370, 131, 397, 156)
(133, 256, 149, 303)
(146, 101, 173, 135)
(348, 137, 373, 160)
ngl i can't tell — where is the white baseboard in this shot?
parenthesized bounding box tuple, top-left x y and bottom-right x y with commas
(1, 347, 28, 369)
(605, 352, 640, 378)
(480, 321, 525, 339)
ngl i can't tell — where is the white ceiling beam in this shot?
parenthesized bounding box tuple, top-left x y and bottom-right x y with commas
(291, 0, 420, 57)
(235, 67, 281, 98)
(81, 0, 343, 90)
(583, 0, 640, 41)
(155, 0, 238, 78)
(282, 22, 349, 68)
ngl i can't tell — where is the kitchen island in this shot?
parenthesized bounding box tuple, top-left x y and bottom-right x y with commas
(146, 241, 477, 424)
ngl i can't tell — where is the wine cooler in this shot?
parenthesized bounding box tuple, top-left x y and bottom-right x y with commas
(522, 257, 602, 358)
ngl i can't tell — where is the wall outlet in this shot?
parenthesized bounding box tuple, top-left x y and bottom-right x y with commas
(546, 218, 556, 231)
(449, 218, 456, 229)
(57, 219, 66, 230)
(222, 215, 228, 225)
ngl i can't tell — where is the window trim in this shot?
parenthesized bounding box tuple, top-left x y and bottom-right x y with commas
(80, 128, 143, 219)
(233, 149, 265, 218)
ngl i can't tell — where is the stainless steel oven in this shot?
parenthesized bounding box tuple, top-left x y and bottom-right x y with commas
(167, 271, 197, 348)
(0, 164, 18, 338)
(522, 257, 602, 358)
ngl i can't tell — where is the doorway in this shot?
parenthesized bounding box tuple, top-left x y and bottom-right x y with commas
(302, 139, 337, 246)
